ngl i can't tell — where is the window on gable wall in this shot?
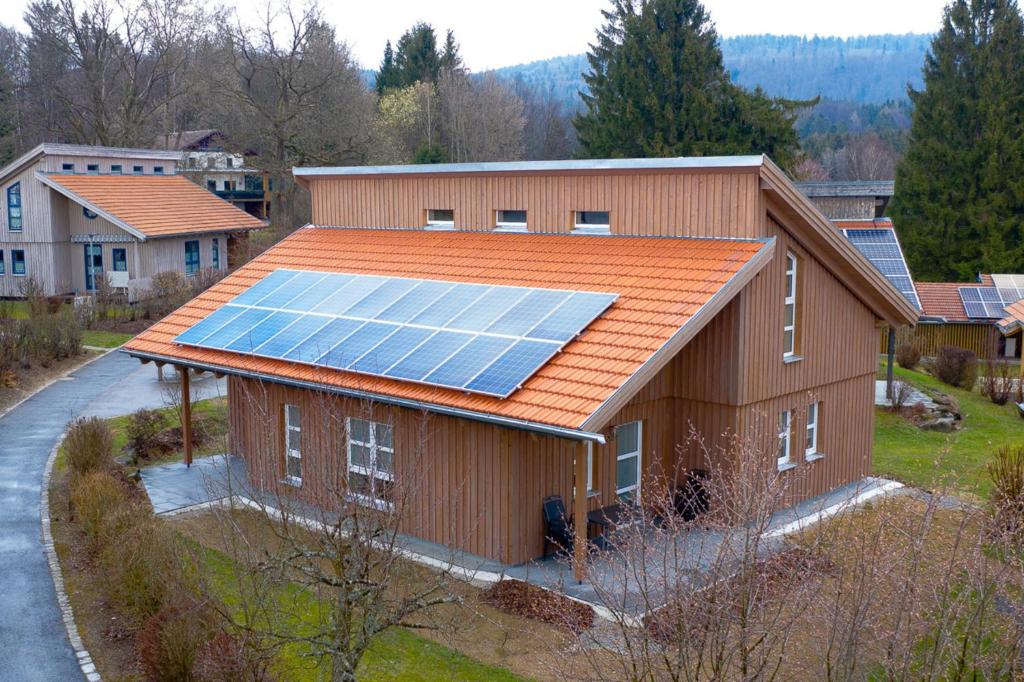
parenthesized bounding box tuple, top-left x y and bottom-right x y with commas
(7, 183, 21, 232)
(347, 418, 395, 509)
(11, 249, 25, 276)
(777, 410, 792, 470)
(62, 163, 74, 173)
(111, 164, 122, 174)
(806, 402, 820, 458)
(133, 165, 144, 175)
(783, 252, 798, 358)
(284, 404, 302, 484)
(86, 164, 99, 174)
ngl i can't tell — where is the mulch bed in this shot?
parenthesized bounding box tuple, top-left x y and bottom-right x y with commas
(482, 579, 594, 633)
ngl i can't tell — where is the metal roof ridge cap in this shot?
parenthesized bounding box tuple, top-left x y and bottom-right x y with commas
(118, 348, 606, 444)
(40, 142, 183, 160)
(35, 171, 149, 241)
(579, 236, 778, 433)
(292, 155, 765, 177)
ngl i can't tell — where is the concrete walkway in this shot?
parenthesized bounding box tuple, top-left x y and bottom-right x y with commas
(79, 358, 226, 419)
(141, 455, 247, 514)
(0, 350, 152, 681)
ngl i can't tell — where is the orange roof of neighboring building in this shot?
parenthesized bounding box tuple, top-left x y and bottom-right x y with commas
(834, 218, 895, 230)
(916, 282, 977, 322)
(123, 227, 773, 433)
(998, 299, 1024, 334)
(37, 173, 264, 239)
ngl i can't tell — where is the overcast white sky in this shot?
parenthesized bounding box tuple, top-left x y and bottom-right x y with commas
(5, 0, 951, 71)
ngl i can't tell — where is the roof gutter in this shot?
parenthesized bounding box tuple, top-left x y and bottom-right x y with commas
(120, 348, 607, 445)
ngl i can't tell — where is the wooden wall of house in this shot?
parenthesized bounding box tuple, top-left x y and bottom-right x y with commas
(307, 169, 765, 238)
(806, 196, 876, 220)
(41, 154, 178, 175)
(227, 375, 585, 565)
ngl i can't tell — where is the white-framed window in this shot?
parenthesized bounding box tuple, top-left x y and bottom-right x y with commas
(806, 402, 819, 457)
(284, 404, 302, 485)
(86, 163, 99, 174)
(110, 164, 122, 174)
(573, 210, 610, 234)
(783, 252, 798, 357)
(132, 165, 144, 175)
(347, 418, 395, 509)
(61, 163, 74, 173)
(495, 209, 527, 231)
(777, 410, 792, 469)
(426, 209, 454, 229)
(153, 165, 164, 175)
(615, 421, 642, 501)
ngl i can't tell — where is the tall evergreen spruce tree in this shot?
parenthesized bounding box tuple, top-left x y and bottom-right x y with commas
(574, 0, 804, 169)
(892, 0, 1024, 280)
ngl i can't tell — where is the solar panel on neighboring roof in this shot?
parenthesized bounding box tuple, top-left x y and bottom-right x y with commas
(842, 228, 921, 310)
(174, 269, 618, 398)
(958, 284, 1024, 319)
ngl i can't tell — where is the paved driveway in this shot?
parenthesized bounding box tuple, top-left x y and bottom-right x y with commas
(0, 351, 155, 681)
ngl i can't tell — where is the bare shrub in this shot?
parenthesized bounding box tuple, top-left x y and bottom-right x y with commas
(141, 271, 192, 319)
(192, 630, 274, 682)
(981, 355, 1013, 405)
(19, 276, 49, 319)
(65, 417, 114, 479)
(895, 344, 921, 370)
(137, 601, 216, 682)
(989, 445, 1024, 543)
(126, 408, 168, 463)
(934, 345, 978, 389)
(101, 517, 184, 620)
(891, 380, 914, 413)
(69, 471, 131, 550)
(189, 267, 226, 297)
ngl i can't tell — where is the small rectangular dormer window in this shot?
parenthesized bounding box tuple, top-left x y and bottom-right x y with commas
(110, 164, 122, 174)
(426, 209, 454, 230)
(62, 163, 74, 173)
(495, 210, 527, 232)
(133, 165, 143, 174)
(86, 164, 99, 174)
(573, 210, 610, 234)
(227, 157, 234, 168)
(153, 166, 164, 175)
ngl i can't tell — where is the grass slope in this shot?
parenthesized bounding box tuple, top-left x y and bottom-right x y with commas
(197, 541, 525, 681)
(873, 365, 1024, 499)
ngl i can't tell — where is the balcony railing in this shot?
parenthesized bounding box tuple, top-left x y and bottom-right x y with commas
(214, 189, 265, 201)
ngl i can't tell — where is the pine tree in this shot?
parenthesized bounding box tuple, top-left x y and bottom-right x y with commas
(394, 22, 441, 86)
(891, 0, 1024, 280)
(440, 30, 463, 74)
(574, 0, 804, 169)
(376, 41, 398, 94)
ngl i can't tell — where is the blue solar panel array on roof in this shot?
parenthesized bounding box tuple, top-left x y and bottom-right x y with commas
(174, 269, 618, 398)
(842, 228, 921, 310)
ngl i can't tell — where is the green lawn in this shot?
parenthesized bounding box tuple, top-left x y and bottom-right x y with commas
(196, 541, 525, 681)
(873, 364, 1024, 499)
(105, 396, 228, 466)
(81, 329, 133, 348)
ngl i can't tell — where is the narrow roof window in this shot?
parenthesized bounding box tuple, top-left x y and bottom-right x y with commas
(426, 209, 454, 230)
(572, 210, 610, 235)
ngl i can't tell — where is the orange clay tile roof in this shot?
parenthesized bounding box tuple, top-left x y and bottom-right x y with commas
(124, 227, 770, 431)
(833, 218, 895, 230)
(998, 299, 1024, 334)
(39, 173, 264, 238)
(915, 282, 980, 322)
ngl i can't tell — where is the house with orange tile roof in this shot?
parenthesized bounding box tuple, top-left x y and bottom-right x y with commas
(892, 277, 1024, 361)
(122, 156, 918, 577)
(0, 143, 265, 299)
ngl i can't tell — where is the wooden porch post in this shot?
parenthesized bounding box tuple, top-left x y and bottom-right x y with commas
(180, 366, 192, 468)
(886, 326, 896, 401)
(573, 440, 588, 582)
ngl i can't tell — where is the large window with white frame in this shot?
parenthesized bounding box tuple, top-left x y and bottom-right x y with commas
(284, 404, 302, 485)
(7, 182, 21, 232)
(783, 252, 798, 357)
(347, 418, 395, 509)
(615, 421, 642, 501)
(805, 402, 820, 458)
(777, 409, 792, 469)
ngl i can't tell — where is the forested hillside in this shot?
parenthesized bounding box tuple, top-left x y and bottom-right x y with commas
(494, 34, 931, 109)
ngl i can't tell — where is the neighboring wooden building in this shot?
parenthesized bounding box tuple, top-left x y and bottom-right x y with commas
(0, 143, 264, 298)
(795, 180, 894, 220)
(896, 279, 1023, 360)
(123, 156, 917, 574)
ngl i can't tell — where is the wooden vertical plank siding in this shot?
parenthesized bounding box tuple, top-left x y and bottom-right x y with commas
(210, 161, 913, 566)
(881, 323, 1002, 359)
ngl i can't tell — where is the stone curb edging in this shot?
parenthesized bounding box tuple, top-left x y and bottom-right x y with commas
(0, 347, 114, 421)
(41, 430, 101, 682)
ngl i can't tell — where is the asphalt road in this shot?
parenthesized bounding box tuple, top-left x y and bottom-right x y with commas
(0, 351, 144, 681)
